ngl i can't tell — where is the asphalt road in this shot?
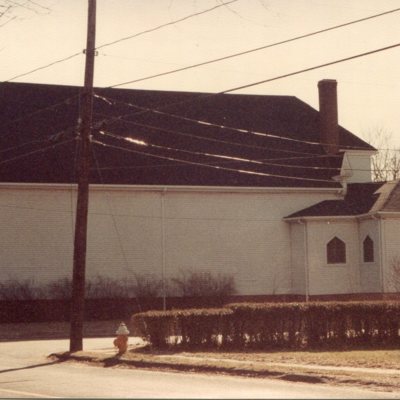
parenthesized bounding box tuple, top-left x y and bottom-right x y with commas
(0, 338, 398, 399)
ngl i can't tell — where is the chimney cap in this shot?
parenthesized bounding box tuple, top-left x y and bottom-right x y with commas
(318, 79, 337, 87)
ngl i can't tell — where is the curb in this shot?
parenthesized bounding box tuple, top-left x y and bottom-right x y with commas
(49, 351, 399, 392)
(50, 351, 327, 384)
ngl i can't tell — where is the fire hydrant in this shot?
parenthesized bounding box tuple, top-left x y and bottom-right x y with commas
(113, 322, 130, 354)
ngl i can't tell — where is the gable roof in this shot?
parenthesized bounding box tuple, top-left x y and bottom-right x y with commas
(285, 180, 400, 219)
(0, 82, 374, 188)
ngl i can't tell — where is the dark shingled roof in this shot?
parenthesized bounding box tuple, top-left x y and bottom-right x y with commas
(0, 82, 374, 188)
(285, 181, 400, 218)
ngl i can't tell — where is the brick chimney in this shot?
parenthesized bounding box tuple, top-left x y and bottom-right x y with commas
(318, 79, 339, 154)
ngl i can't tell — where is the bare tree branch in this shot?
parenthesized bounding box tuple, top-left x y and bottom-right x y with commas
(366, 127, 400, 182)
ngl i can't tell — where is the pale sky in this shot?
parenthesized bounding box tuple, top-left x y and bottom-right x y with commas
(2, 0, 400, 147)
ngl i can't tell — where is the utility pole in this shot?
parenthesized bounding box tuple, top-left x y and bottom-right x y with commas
(70, 0, 96, 353)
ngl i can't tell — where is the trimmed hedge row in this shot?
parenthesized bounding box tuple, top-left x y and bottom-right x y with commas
(132, 308, 232, 348)
(131, 301, 400, 350)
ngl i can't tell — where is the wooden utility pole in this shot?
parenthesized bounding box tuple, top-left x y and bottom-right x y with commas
(70, 0, 96, 353)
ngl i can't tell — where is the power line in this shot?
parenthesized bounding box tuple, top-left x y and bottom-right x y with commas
(107, 6, 400, 88)
(3, 52, 81, 83)
(99, 131, 398, 172)
(99, 42, 400, 136)
(96, 93, 379, 152)
(1, 96, 80, 134)
(97, 113, 323, 158)
(4, 4, 398, 131)
(2, 0, 237, 83)
(91, 159, 383, 175)
(96, 0, 239, 51)
(0, 138, 74, 166)
(92, 138, 338, 184)
(99, 129, 342, 172)
(0, 137, 49, 154)
(221, 43, 400, 95)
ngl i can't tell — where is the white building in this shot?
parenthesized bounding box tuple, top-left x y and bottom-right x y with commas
(1, 79, 399, 299)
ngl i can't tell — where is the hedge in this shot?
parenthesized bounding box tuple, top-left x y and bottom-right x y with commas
(132, 301, 400, 350)
(132, 308, 233, 349)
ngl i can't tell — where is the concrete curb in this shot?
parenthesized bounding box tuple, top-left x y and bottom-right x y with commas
(49, 350, 399, 392)
(49, 351, 342, 385)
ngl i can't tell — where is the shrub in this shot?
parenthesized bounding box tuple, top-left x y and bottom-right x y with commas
(133, 301, 400, 350)
(172, 271, 236, 306)
(85, 275, 128, 299)
(0, 279, 42, 300)
(132, 310, 175, 349)
(132, 307, 232, 349)
(44, 277, 73, 299)
(227, 302, 307, 348)
(227, 301, 400, 349)
(127, 274, 163, 301)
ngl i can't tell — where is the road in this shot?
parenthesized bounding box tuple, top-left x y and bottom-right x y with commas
(0, 338, 398, 399)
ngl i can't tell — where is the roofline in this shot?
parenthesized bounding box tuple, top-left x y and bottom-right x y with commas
(284, 210, 400, 222)
(342, 149, 377, 155)
(0, 182, 342, 194)
(376, 211, 400, 219)
(1, 80, 297, 99)
(284, 215, 356, 223)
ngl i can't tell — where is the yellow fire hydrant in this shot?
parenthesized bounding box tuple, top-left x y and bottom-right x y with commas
(113, 322, 130, 354)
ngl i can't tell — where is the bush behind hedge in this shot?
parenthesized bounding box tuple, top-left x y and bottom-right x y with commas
(132, 301, 400, 350)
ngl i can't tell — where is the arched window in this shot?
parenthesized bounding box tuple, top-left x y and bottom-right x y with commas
(327, 236, 346, 264)
(363, 235, 374, 263)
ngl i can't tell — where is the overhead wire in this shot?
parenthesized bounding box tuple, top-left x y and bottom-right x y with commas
(96, 41, 400, 154)
(95, 93, 382, 152)
(2, 0, 238, 84)
(98, 129, 342, 172)
(0, 0, 238, 128)
(95, 113, 322, 157)
(91, 145, 149, 317)
(4, 52, 82, 83)
(107, 6, 400, 88)
(92, 138, 338, 184)
(1, 93, 81, 133)
(97, 129, 395, 179)
(220, 43, 400, 95)
(96, 0, 238, 50)
(0, 138, 74, 166)
(3, 5, 399, 131)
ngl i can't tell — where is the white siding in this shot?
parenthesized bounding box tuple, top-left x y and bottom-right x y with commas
(306, 220, 360, 295)
(342, 151, 373, 183)
(289, 223, 306, 295)
(0, 184, 338, 295)
(381, 218, 400, 292)
(359, 219, 381, 293)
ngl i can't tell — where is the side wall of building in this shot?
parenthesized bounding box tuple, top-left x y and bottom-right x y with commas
(358, 218, 381, 293)
(289, 223, 306, 295)
(306, 219, 361, 295)
(342, 151, 373, 183)
(0, 184, 338, 296)
(381, 218, 400, 292)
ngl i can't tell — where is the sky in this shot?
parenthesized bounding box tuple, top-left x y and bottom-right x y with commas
(1, 0, 400, 147)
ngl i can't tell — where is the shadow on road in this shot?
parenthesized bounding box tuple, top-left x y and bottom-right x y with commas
(0, 359, 66, 374)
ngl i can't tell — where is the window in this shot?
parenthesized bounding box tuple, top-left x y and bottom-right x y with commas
(363, 235, 374, 263)
(327, 236, 346, 264)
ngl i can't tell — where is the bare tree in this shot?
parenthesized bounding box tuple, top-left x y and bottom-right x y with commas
(366, 127, 400, 182)
(0, 0, 51, 27)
